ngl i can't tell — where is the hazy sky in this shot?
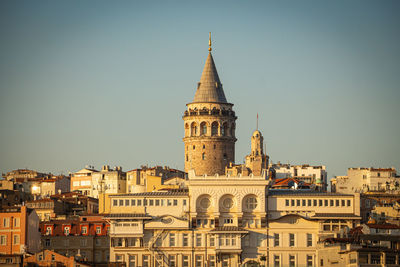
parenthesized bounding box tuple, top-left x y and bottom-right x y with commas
(1, 1, 399, 178)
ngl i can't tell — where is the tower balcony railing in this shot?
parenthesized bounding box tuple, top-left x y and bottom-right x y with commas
(183, 110, 236, 117)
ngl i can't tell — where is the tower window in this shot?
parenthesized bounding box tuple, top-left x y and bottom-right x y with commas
(186, 154, 188, 161)
(202, 153, 205, 160)
(214, 144, 216, 149)
(193, 145, 195, 150)
(211, 122, 218, 136)
(200, 122, 207, 135)
(223, 154, 227, 160)
(203, 145, 205, 149)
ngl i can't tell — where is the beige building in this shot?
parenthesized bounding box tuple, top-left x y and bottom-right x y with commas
(91, 165, 126, 198)
(331, 167, 398, 194)
(70, 167, 98, 196)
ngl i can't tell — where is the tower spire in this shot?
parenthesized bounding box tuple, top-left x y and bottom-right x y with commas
(208, 32, 212, 52)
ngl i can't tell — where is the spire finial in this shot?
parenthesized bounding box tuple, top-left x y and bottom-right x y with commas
(257, 113, 259, 130)
(208, 32, 212, 52)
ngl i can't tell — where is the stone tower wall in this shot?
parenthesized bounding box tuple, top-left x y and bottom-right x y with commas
(183, 103, 236, 175)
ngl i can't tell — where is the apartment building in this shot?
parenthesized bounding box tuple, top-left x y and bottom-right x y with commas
(70, 167, 98, 196)
(91, 165, 126, 199)
(331, 167, 399, 194)
(40, 215, 109, 265)
(0, 206, 41, 258)
(270, 163, 328, 191)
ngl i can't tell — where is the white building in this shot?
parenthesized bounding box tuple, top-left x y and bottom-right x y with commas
(271, 163, 328, 191)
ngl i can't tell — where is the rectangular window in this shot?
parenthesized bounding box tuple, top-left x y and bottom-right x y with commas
(149, 199, 154, 206)
(210, 236, 215, 246)
(168, 255, 176, 267)
(302, 199, 306, 206)
(285, 199, 289, 206)
(196, 233, 202, 247)
(143, 255, 150, 267)
(307, 233, 313, 247)
(313, 199, 317, 206)
(183, 233, 188, 246)
(291, 199, 295, 206)
(319, 199, 323, 206)
(161, 199, 165, 206)
(3, 218, 10, 228)
(13, 218, 20, 227)
(137, 199, 142, 206)
(324, 200, 328, 206)
(131, 199, 136, 206)
(113, 199, 118, 206)
(173, 199, 178, 206)
(80, 238, 87, 247)
(129, 255, 136, 267)
(182, 255, 189, 267)
(1, 235, 8, 246)
(82, 227, 87, 234)
(330, 200, 334, 206)
(64, 227, 70, 235)
(274, 255, 280, 267)
(289, 233, 295, 247)
(155, 199, 160, 206)
(13, 234, 19, 245)
(274, 233, 280, 247)
(45, 239, 50, 247)
(307, 255, 313, 267)
(183, 199, 187, 206)
(308, 199, 311, 206)
(208, 255, 215, 267)
(347, 200, 351, 206)
(119, 199, 124, 206)
(289, 255, 295, 267)
(195, 255, 203, 267)
(96, 226, 101, 234)
(296, 199, 300, 206)
(169, 233, 175, 246)
(167, 199, 172, 206)
(125, 199, 129, 206)
(143, 199, 147, 206)
(341, 200, 345, 206)
(336, 200, 339, 206)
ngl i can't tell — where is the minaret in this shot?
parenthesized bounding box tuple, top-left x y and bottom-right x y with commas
(183, 34, 237, 175)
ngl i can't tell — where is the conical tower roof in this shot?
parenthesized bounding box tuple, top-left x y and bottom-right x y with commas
(193, 52, 227, 103)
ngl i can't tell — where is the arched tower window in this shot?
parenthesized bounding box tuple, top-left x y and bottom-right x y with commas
(191, 122, 197, 136)
(230, 123, 235, 137)
(200, 122, 207, 136)
(222, 122, 228, 136)
(211, 122, 218, 136)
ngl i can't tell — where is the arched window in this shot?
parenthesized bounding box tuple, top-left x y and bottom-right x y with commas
(200, 122, 207, 136)
(230, 123, 235, 137)
(191, 122, 197, 136)
(202, 153, 205, 160)
(222, 123, 228, 136)
(211, 122, 218, 136)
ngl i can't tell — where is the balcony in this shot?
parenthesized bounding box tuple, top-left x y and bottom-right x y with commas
(110, 222, 143, 236)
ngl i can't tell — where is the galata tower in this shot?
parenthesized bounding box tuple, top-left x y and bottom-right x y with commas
(183, 34, 237, 175)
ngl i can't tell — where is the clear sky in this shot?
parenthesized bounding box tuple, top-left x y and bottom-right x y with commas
(1, 0, 399, 178)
